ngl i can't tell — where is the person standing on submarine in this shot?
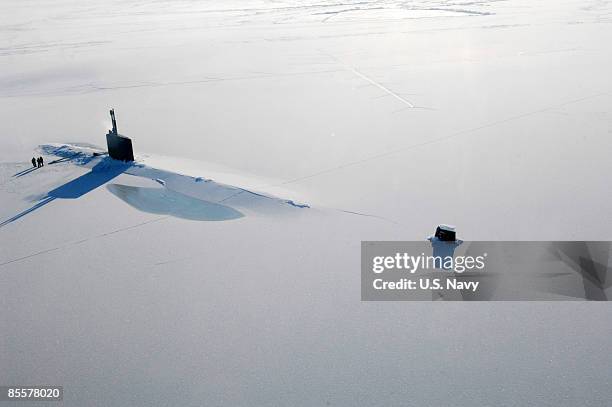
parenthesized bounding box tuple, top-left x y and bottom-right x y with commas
(31, 157, 36, 168)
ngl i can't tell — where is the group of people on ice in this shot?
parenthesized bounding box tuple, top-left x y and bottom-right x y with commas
(31, 156, 44, 168)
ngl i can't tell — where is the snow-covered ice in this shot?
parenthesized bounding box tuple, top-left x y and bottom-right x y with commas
(1, 1, 612, 406)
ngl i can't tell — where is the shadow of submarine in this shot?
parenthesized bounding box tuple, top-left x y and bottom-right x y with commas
(0, 159, 130, 228)
(0, 156, 249, 228)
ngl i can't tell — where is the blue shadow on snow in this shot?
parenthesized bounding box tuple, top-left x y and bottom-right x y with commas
(0, 159, 130, 228)
(107, 184, 244, 221)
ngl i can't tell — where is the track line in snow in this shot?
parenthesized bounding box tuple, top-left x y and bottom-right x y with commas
(344, 64, 415, 108)
(322, 50, 416, 109)
(0, 216, 168, 268)
(262, 90, 611, 188)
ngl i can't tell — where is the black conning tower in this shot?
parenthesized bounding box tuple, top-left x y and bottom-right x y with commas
(106, 109, 134, 162)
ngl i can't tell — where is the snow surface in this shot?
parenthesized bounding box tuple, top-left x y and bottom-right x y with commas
(1, 1, 612, 406)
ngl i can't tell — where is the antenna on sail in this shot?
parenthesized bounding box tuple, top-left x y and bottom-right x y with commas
(109, 109, 118, 135)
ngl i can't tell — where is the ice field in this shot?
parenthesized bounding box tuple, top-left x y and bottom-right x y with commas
(1, 1, 612, 405)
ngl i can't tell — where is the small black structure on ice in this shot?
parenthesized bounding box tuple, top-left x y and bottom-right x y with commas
(434, 225, 456, 242)
(106, 109, 134, 162)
